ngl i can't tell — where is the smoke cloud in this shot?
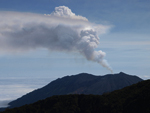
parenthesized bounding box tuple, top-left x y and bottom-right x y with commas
(0, 6, 113, 73)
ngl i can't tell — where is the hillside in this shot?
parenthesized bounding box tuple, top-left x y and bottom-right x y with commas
(8, 72, 142, 108)
(1, 80, 150, 113)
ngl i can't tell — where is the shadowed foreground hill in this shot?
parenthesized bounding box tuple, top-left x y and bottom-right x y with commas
(1, 80, 150, 113)
(8, 72, 142, 108)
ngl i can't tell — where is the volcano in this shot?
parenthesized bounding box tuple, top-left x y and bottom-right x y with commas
(8, 72, 143, 108)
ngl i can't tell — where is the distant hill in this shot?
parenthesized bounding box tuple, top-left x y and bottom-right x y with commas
(8, 72, 142, 108)
(2, 79, 150, 113)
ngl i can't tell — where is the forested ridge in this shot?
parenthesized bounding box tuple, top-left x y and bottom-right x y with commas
(1, 80, 150, 113)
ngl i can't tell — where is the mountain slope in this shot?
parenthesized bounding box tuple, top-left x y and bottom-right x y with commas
(2, 80, 150, 113)
(8, 72, 143, 108)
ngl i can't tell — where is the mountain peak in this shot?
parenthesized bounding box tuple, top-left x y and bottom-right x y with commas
(119, 72, 127, 74)
(8, 72, 143, 108)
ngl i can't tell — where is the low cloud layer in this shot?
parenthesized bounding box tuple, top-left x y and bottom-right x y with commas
(0, 100, 10, 108)
(0, 6, 112, 72)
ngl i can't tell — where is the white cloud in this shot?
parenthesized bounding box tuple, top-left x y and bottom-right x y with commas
(0, 85, 34, 100)
(0, 6, 112, 72)
(45, 6, 88, 21)
(0, 84, 35, 108)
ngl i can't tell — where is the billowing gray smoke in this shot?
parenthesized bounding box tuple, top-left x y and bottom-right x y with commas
(0, 6, 113, 73)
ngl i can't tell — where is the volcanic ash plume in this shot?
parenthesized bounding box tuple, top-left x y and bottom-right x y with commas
(0, 6, 113, 73)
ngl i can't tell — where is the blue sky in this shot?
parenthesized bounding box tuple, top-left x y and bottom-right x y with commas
(0, 0, 150, 104)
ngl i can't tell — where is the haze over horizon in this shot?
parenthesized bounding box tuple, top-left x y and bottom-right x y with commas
(0, 0, 150, 107)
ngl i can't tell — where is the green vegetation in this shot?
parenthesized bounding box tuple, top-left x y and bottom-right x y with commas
(1, 80, 150, 113)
